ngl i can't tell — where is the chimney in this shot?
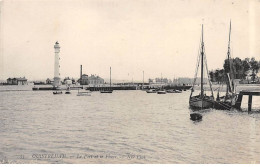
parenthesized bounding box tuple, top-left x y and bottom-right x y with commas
(80, 65, 82, 79)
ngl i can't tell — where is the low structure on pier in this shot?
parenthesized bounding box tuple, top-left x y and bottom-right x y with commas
(235, 90, 260, 111)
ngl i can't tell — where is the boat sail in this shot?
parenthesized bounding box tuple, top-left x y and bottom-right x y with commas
(215, 21, 237, 110)
(100, 67, 113, 93)
(189, 25, 214, 109)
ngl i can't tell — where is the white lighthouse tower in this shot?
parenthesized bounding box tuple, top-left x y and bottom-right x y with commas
(53, 41, 61, 87)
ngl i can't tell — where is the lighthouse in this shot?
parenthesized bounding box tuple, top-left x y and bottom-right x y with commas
(53, 41, 61, 87)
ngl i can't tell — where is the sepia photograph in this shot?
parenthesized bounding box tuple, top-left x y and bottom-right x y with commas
(0, 0, 260, 164)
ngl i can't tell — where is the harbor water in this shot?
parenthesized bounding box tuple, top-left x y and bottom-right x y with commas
(1, 88, 260, 163)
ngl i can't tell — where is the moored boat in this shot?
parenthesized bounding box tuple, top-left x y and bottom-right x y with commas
(53, 86, 62, 95)
(146, 89, 157, 93)
(77, 88, 91, 96)
(190, 113, 203, 121)
(214, 21, 237, 110)
(157, 90, 166, 94)
(77, 92, 91, 96)
(53, 91, 62, 94)
(166, 89, 182, 93)
(189, 24, 214, 110)
(100, 90, 113, 93)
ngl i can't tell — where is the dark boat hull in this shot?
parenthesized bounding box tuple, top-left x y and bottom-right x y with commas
(214, 101, 232, 110)
(157, 91, 166, 94)
(53, 91, 62, 94)
(190, 113, 202, 121)
(100, 90, 113, 93)
(167, 90, 182, 93)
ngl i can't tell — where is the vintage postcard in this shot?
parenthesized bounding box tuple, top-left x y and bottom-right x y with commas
(0, 0, 260, 164)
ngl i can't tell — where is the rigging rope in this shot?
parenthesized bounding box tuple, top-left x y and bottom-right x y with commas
(192, 39, 202, 88)
(204, 48, 214, 99)
(191, 42, 201, 97)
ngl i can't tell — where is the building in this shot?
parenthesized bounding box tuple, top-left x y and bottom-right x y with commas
(89, 74, 104, 85)
(78, 74, 89, 85)
(155, 77, 168, 84)
(78, 74, 104, 85)
(81, 74, 89, 85)
(7, 77, 27, 85)
(46, 78, 53, 84)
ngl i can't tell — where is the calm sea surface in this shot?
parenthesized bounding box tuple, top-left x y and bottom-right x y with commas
(1, 88, 260, 163)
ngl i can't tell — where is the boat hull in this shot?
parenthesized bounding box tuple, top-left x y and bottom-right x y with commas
(77, 92, 92, 96)
(53, 91, 62, 95)
(100, 90, 113, 93)
(214, 101, 232, 110)
(157, 91, 166, 94)
(166, 90, 182, 93)
(189, 96, 214, 109)
(146, 89, 157, 93)
(190, 113, 202, 121)
(77, 93, 91, 96)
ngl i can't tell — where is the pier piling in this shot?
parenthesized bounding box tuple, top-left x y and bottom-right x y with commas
(234, 90, 260, 111)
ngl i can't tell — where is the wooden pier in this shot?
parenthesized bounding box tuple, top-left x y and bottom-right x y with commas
(234, 90, 260, 111)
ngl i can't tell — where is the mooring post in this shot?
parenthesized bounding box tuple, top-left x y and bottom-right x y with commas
(248, 95, 253, 112)
(235, 93, 243, 109)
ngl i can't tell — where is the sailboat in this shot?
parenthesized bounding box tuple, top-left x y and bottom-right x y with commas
(100, 67, 113, 93)
(215, 21, 237, 110)
(189, 25, 214, 109)
(157, 73, 166, 94)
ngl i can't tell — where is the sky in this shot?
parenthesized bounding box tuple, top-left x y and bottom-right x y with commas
(0, 0, 259, 82)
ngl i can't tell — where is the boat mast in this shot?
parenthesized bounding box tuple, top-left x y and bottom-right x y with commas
(142, 70, 144, 90)
(161, 73, 163, 89)
(201, 24, 204, 98)
(226, 20, 233, 94)
(110, 67, 111, 89)
(227, 21, 231, 61)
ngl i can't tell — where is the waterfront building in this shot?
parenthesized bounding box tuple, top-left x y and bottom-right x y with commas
(78, 74, 104, 85)
(81, 74, 89, 85)
(7, 77, 27, 85)
(78, 65, 89, 85)
(46, 78, 53, 84)
(78, 74, 89, 85)
(155, 78, 168, 84)
(89, 74, 104, 85)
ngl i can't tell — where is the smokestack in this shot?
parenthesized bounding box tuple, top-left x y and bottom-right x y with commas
(80, 65, 82, 79)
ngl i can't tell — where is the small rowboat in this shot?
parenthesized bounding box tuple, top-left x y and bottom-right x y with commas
(146, 89, 157, 93)
(77, 92, 91, 96)
(190, 113, 202, 121)
(53, 91, 62, 95)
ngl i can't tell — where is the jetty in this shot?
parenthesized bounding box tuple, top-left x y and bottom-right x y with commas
(32, 86, 83, 91)
(234, 90, 260, 111)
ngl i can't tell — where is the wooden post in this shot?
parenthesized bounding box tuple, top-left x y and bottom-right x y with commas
(235, 93, 243, 109)
(248, 95, 252, 111)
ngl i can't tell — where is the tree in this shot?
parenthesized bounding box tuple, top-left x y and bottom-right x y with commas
(249, 57, 260, 82)
(242, 58, 250, 79)
(233, 57, 243, 79)
(223, 59, 230, 73)
(209, 71, 214, 82)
